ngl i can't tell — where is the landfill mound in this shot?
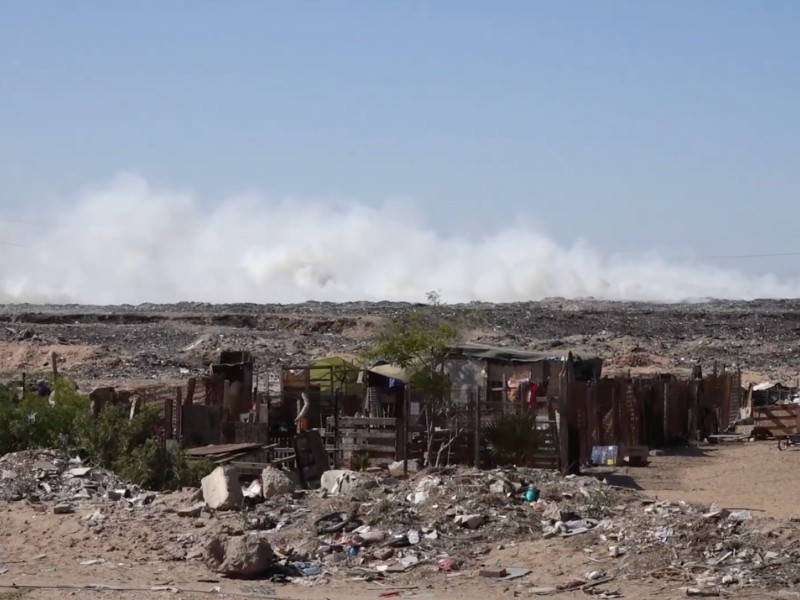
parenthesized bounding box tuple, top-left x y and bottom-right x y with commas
(3, 299, 800, 386)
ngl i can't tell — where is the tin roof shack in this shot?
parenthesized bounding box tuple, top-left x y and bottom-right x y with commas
(279, 356, 364, 431)
(444, 343, 602, 404)
(752, 382, 797, 406)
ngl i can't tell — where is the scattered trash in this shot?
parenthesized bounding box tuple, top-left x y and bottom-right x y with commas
(454, 514, 484, 529)
(315, 512, 357, 535)
(501, 567, 531, 581)
(728, 510, 753, 522)
(479, 568, 507, 578)
(438, 557, 455, 572)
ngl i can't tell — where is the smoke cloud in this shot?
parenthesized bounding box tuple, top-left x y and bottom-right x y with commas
(1, 173, 798, 305)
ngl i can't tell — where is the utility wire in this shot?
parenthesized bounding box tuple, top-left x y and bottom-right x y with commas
(0, 217, 35, 225)
(697, 252, 800, 260)
(613, 250, 800, 261)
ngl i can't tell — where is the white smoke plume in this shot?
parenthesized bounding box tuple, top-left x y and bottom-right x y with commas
(0, 173, 798, 305)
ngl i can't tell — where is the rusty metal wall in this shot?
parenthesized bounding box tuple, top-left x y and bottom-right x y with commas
(565, 372, 740, 464)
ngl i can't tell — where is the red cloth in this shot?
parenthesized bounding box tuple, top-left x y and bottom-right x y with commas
(527, 383, 539, 411)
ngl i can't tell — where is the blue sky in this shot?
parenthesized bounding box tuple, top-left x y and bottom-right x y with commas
(1, 1, 799, 275)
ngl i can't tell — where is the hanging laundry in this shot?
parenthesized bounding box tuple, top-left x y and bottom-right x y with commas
(527, 382, 540, 411)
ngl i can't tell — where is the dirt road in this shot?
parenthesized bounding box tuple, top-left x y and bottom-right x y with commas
(611, 441, 798, 519)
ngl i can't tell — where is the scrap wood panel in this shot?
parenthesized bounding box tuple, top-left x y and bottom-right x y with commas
(619, 380, 644, 447)
(754, 405, 799, 438)
(337, 416, 398, 460)
(664, 381, 691, 442)
(532, 424, 559, 470)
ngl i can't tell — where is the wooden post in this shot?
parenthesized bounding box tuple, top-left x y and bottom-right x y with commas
(175, 386, 183, 441)
(185, 378, 196, 407)
(473, 387, 481, 468)
(333, 389, 340, 469)
(223, 379, 232, 420)
(129, 396, 140, 421)
(50, 351, 59, 381)
(611, 383, 619, 444)
(21, 373, 26, 399)
(558, 357, 570, 474)
(164, 393, 174, 438)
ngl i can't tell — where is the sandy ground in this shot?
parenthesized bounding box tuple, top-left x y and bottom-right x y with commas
(2, 442, 800, 600)
(613, 441, 799, 520)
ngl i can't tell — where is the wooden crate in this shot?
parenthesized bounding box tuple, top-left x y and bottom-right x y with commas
(618, 445, 649, 467)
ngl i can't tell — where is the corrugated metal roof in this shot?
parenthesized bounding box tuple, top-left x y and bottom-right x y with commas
(448, 343, 600, 364)
(368, 363, 409, 382)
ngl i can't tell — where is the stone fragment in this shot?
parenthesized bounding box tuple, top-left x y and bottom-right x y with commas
(387, 460, 421, 478)
(204, 533, 274, 578)
(489, 480, 508, 495)
(202, 467, 243, 511)
(373, 547, 394, 560)
(319, 469, 374, 495)
(454, 514, 484, 529)
(53, 503, 74, 514)
(479, 568, 507, 578)
(177, 503, 205, 518)
(261, 466, 295, 498)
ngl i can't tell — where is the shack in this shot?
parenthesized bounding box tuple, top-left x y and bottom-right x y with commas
(444, 343, 602, 403)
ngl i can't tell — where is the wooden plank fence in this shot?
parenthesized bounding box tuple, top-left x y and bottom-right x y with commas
(753, 404, 799, 438)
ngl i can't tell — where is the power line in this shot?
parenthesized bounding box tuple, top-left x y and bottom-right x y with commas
(612, 250, 800, 261)
(697, 252, 800, 260)
(0, 218, 35, 225)
(0, 241, 27, 247)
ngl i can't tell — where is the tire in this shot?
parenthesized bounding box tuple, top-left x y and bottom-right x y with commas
(778, 438, 789, 451)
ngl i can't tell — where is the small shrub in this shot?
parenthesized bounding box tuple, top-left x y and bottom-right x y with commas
(0, 378, 90, 455)
(77, 404, 210, 491)
(114, 439, 208, 490)
(482, 408, 541, 467)
(586, 487, 613, 519)
(0, 378, 209, 491)
(349, 450, 370, 471)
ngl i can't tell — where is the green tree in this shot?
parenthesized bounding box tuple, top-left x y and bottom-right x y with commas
(365, 291, 463, 465)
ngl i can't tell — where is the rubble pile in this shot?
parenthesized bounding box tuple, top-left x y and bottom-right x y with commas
(601, 499, 800, 594)
(0, 449, 152, 508)
(231, 466, 800, 593)
(2, 450, 800, 594)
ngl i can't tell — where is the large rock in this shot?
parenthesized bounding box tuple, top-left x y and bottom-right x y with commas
(261, 466, 295, 498)
(201, 467, 243, 511)
(204, 533, 274, 578)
